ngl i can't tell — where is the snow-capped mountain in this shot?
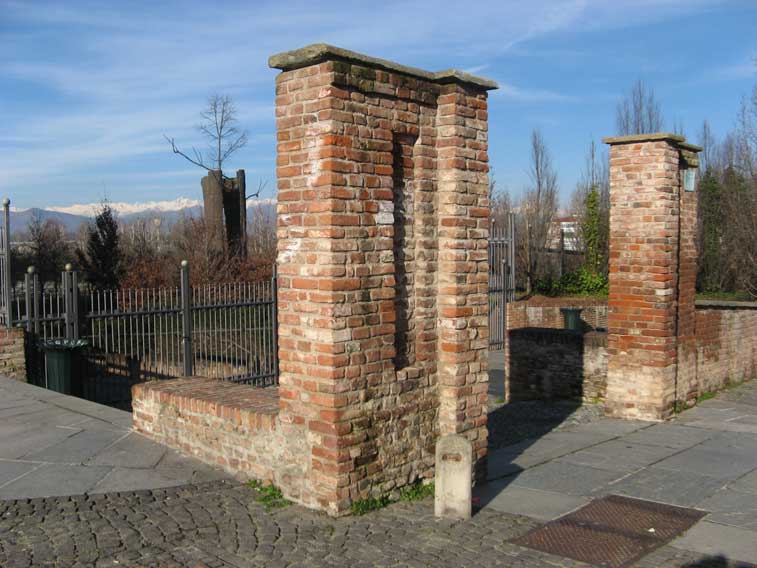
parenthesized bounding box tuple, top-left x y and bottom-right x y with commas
(47, 198, 203, 217)
(8, 197, 275, 236)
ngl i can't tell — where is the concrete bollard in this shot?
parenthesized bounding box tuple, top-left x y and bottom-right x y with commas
(434, 434, 472, 520)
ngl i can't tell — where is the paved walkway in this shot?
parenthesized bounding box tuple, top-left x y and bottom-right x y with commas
(478, 380, 757, 565)
(0, 378, 227, 499)
(1, 375, 757, 566)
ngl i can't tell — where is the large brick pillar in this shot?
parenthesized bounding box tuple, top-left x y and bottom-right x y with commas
(269, 44, 496, 515)
(603, 133, 701, 421)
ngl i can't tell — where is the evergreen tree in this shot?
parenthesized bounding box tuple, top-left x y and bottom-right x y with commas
(697, 168, 723, 292)
(583, 184, 603, 275)
(76, 203, 122, 290)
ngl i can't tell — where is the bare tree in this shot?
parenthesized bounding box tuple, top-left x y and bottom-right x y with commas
(520, 129, 559, 294)
(698, 120, 717, 173)
(27, 213, 72, 285)
(616, 79, 665, 136)
(165, 94, 248, 178)
(246, 201, 277, 260)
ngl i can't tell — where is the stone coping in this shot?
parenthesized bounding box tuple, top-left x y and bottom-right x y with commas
(269, 43, 499, 91)
(133, 377, 279, 416)
(510, 296, 608, 307)
(602, 132, 703, 152)
(696, 299, 757, 310)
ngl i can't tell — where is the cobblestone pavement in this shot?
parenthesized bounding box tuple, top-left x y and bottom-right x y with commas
(0, 479, 752, 568)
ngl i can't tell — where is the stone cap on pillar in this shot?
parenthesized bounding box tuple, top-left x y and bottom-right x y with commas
(602, 132, 702, 167)
(268, 43, 499, 91)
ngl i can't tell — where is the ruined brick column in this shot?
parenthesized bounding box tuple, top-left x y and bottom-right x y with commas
(269, 44, 496, 514)
(603, 133, 701, 420)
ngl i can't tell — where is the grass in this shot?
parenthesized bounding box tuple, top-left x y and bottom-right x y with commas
(696, 390, 718, 404)
(246, 480, 292, 511)
(350, 496, 391, 516)
(674, 379, 747, 414)
(495, 396, 505, 405)
(399, 481, 435, 502)
(351, 481, 435, 515)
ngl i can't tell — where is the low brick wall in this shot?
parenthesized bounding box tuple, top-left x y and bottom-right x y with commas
(502, 301, 756, 406)
(506, 297, 608, 332)
(695, 301, 757, 394)
(0, 328, 27, 381)
(132, 379, 307, 497)
(506, 329, 607, 402)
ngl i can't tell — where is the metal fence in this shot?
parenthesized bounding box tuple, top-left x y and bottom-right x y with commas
(0, 200, 13, 329)
(13, 263, 278, 398)
(489, 213, 516, 350)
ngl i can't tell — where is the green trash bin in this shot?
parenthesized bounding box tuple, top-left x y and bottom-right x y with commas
(560, 307, 584, 331)
(39, 340, 88, 395)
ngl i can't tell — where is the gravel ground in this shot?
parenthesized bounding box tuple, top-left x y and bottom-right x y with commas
(487, 395, 606, 449)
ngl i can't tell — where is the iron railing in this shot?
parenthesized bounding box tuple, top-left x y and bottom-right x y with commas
(489, 213, 516, 350)
(14, 263, 278, 388)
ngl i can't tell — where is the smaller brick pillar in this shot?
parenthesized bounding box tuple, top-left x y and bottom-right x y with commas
(603, 133, 701, 420)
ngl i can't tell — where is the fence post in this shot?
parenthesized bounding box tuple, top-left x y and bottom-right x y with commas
(33, 271, 40, 335)
(71, 269, 79, 340)
(24, 267, 34, 333)
(63, 264, 73, 340)
(3, 199, 12, 329)
(272, 263, 279, 381)
(180, 260, 193, 376)
(500, 258, 506, 341)
(509, 211, 516, 302)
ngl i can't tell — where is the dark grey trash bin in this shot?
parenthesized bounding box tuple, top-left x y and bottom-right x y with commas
(39, 339, 88, 395)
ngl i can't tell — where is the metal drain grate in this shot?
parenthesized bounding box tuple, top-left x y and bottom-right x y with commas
(511, 494, 707, 568)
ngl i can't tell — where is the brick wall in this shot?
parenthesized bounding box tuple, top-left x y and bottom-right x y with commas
(0, 328, 26, 381)
(506, 329, 607, 402)
(506, 298, 608, 331)
(695, 303, 757, 393)
(133, 379, 307, 492)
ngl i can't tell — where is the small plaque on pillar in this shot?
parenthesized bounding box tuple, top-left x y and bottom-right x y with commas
(435, 434, 472, 520)
(684, 169, 696, 192)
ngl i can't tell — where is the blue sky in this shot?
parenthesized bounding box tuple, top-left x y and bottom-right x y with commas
(1, 0, 755, 210)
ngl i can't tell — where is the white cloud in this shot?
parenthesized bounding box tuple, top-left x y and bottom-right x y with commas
(0, 0, 731, 207)
(493, 82, 577, 103)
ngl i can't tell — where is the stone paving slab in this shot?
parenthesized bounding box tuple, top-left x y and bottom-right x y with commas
(510, 460, 627, 496)
(475, 481, 590, 521)
(0, 377, 229, 499)
(652, 445, 757, 480)
(619, 423, 717, 450)
(23, 429, 127, 463)
(86, 432, 169, 468)
(697, 489, 757, 531)
(730, 469, 757, 495)
(0, 463, 113, 499)
(556, 440, 677, 473)
(599, 466, 728, 507)
(672, 521, 757, 565)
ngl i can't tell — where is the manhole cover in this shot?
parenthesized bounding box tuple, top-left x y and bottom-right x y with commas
(511, 494, 707, 568)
